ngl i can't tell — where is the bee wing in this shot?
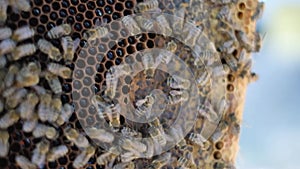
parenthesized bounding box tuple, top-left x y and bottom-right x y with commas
(73, 38, 81, 51)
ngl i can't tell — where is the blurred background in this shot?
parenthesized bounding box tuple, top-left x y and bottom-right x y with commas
(237, 0, 300, 169)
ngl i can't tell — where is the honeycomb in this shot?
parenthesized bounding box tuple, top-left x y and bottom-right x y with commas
(0, 0, 263, 169)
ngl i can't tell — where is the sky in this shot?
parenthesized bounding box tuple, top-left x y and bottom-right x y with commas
(237, 0, 300, 169)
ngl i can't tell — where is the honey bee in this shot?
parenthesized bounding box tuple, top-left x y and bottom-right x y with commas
(48, 97, 62, 123)
(224, 54, 238, 72)
(121, 127, 142, 138)
(235, 30, 253, 52)
(217, 6, 232, 22)
(148, 152, 171, 169)
(134, 0, 159, 13)
(32, 139, 50, 168)
(64, 127, 90, 149)
(73, 146, 95, 169)
(167, 74, 191, 90)
(0, 55, 7, 68)
(134, 94, 155, 118)
(11, 26, 35, 42)
(38, 39, 62, 61)
(22, 113, 38, 133)
(32, 124, 58, 140)
(104, 72, 118, 99)
(120, 137, 147, 155)
(166, 40, 177, 53)
(0, 130, 9, 157)
(15, 155, 37, 169)
(47, 62, 72, 79)
(9, 0, 31, 12)
(55, 103, 74, 126)
(97, 146, 120, 166)
(210, 121, 229, 142)
(182, 23, 202, 47)
(8, 43, 37, 61)
(107, 103, 121, 129)
(5, 88, 28, 109)
(47, 145, 69, 162)
(45, 72, 62, 94)
(135, 15, 154, 31)
(91, 95, 109, 119)
(16, 62, 41, 87)
(121, 15, 142, 36)
(156, 14, 172, 37)
(188, 132, 207, 147)
(4, 64, 19, 87)
(142, 52, 156, 78)
(85, 127, 114, 143)
(113, 162, 135, 169)
(253, 32, 263, 52)
(0, 39, 16, 55)
(31, 85, 47, 95)
(120, 151, 139, 163)
(251, 2, 265, 21)
(177, 157, 189, 168)
(148, 118, 167, 146)
(37, 93, 52, 122)
(47, 24, 72, 39)
(0, 27, 12, 40)
(61, 36, 80, 63)
(172, 7, 186, 36)
(109, 64, 133, 78)
(18, 92, 39, 120)
(195, 68, 211, 86)
(0, 1, 8, 25)
(168, 90, 189, 105)
(83, 19, 110, 40)
(193, 49, 216, 66)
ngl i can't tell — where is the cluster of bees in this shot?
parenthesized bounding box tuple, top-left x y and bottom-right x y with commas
(0, 0, 264, 168)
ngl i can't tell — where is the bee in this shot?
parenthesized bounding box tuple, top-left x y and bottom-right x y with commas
(73, 146, 96, 169)
(11, 26, 35, 42)
(32, 139, 50, 168)
(134, 0, 159, 13)
(134, 94, 155, 118)
(31, 85, 47, 95)
(177, 157, 189, 168)
(120, 151, 139, 163)
(45, 72, 62, 94)
(47, 24, 72, 39)
(211, 121, 229, 142)
(48, 97, 62, 123)
(64, 127, 90, 149)
(0, 27, 12, 40)
(9, 0, 31, 12)
(15, 155, 37, 169)
(217, 6, 232, 22)
(0, 98, 3, 113)
(195, 68, 211, 86)
(18, 92, 39, 120)
(22, 113, 38, 133)
(109, 64, 133, 78)
(8, 43, 37, 61)
(113, 162, 135, 169)
(32, 124, 58, 140)
(182, 22, 202, 47)
(47, 145, 69, 162)
(0, 130, 9, 157)
(156, 14, 172, 37)
(91, 95, 109, 119)
(5, 88, 28, 109)
(85, 127, 114, 143)
(0, 1, 8, 25)
(166, 40, 177, 53)
(16, 62, 41, 87)
(121, 15, 142, 36)
(47, 62, 72, 79)
(0, 55, 7, 68)
(188, 132, 207, 147)
(251, 2, 265, 21)
(135, 15, 154, 31)
(38, 39, 62, 61)
(142, 52, 156, 78)
(83, 19, 110, 40)
(198, 99, 223, 123)
(193, 49, 217, 66)
(120, 137, 147, 154)
(121, 127, 142, 138)
(167, 90, 189, 105)
(4, 64, 19, 87)
(148, 118, 167, 146)
(37, 93, 52, 122)
(104, 72, 118, 99)
(218, 39, 236, 54)
(0, 39, 16, 55)
(148, 152, 171, 169)
(97, 146, 120, 166)
(107, 103, 121, 129)
(167, 74, 191, 90)
(235, 30, 253, 52)
(253, 32, 263, 52)
(61, 36, 80, 63)
(55, 103, 74, 126)
(224, 54, 238, 72)
(172, 7, 186, 36)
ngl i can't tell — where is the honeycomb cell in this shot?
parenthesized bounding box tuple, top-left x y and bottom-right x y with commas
(29, 18, 39, 26)
(123, 9, 132, 16)
(61, 0, 70, 8)
(227, 74, 235, 82)
(71, 0, 80, 5)
(82, 87, 91, 97)
(115, 58, 122, 65)
(146, 40, 154, 48)
(125, 1, 134, 9)
(34, 0, 43, 6)
(105, 61, 114, 69)
(213, 151, 222, 160)
(76, 13, 84, 22)
(112, 12, 121, 20)
(68, 6, 77, 15)
(237, 12, 244, 19)
(42, 4, 51, 13)
(105, 5, 113, 14)
(73, 80, 83, 90)
(126, 46, 135, 54)
(50, 12, 58, 21)
(95, 8, 104, 16)
(52, 2, 61, 10)
(107, 51, 115, 60)
(78, 4, 87, 12)
(215, 141, 224, 150)
(227, 84, 234, 92)
(59, 9, 68, 17)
